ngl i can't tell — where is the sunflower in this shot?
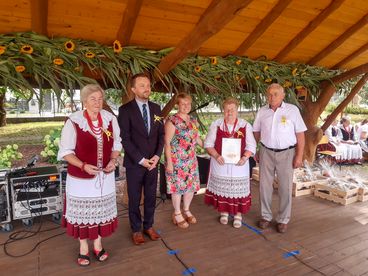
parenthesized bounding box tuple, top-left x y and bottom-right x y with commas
(194, 66, 201, 73)
(53, 58, 64, 65)
(295, 85, 304, 90)
(235, 59, 242, 65)
(283, 80, 292, 88)
(292, 68, 298, 76)
(265, 78, 272, 83)
(20, 45, 33, 54)
(264, 65, 269, 71)
(255, 76, 260, 80)
(0, 46, 6, 55)
(15, 65, 26, 73)
(64, 40, 75, 52)
(113, 40, 123, 53)
(85, 52, 95, 59)
(210, 57, 217, 65)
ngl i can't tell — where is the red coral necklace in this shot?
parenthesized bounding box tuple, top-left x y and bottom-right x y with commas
(84, 110, 103, 135)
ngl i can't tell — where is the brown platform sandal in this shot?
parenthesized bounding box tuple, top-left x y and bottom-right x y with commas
(172, 212, 189, 229)
(183, 210, 197, 224)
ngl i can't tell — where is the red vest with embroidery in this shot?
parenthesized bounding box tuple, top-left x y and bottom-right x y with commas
(214, 125, 246, 157)
(67, 119, 114, 179)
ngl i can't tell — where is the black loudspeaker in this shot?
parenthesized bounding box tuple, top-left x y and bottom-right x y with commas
(159, 155, 211, 200)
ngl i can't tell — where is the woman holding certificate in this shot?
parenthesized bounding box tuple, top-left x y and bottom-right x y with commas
(204, 98, 256, 228)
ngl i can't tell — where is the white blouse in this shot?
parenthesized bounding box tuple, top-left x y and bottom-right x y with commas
(204, 118, 257, 155)
(58, 109, 122, 160)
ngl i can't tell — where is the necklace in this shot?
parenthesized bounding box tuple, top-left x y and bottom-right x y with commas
(84, 110, 103, 135)
(224, 118, 238, 137)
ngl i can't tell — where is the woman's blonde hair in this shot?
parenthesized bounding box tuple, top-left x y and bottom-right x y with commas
(80, 84, 105, 103)
(176, 93, 192, 104)
(222, 97, 239, 109)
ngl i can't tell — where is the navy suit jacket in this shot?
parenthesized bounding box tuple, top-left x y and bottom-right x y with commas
(118, 99, 165, 168)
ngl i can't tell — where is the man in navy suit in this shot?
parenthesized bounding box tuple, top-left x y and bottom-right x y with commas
(118, 73, 165, 245)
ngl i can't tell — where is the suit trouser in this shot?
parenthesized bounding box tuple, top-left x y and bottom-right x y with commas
(259, 146, 295, 224)
(126, 166, 158, 232)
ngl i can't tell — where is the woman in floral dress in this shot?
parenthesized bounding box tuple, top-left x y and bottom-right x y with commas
(164, 93, 203, 229)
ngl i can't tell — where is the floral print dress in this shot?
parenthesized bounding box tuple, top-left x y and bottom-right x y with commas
(166, 114, 200, 195)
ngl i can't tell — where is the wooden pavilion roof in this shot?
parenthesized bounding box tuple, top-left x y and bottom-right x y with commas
(1, 0, 368, 73)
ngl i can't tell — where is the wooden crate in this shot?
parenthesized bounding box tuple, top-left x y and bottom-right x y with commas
(358, 187, 368, 202)
(293, 178, 328, 197)
(314, 183, 359, 205)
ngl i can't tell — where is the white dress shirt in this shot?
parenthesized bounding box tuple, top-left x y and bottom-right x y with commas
(253, 102, 307, 149)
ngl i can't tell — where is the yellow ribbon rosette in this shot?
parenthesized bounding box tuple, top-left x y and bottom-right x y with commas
(154, 115, 163, 124)
(192, 124, 198, 131)
(281, 116, 287, 125)
(236, 130, 244, 138)
(102, 129, 112, 141)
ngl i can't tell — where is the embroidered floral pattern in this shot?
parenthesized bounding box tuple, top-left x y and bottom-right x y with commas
(207, 174, 250, 198)
(65, 192, 117, 225)
(166, 114, 200, 194)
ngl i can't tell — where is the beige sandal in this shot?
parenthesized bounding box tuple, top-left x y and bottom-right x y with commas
(183, 210, 197, 224)
(233, 215, 242, 228)
(219, 213, 229, 225)
(172, 212, 189, 229)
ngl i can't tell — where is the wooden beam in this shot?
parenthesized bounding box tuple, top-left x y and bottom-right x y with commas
(308, 13, 368, 65)
(332, 42, 368, 69)
(321, 73, 368, 131)
(30, 0, 48, 35)
(233, 0, 292, 56)
(116, 0, 143, 46)
(156, 0, 253, 77)
(274, 0, 344, 62)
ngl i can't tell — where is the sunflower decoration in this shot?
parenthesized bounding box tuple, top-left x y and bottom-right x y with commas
(53, 58, 64, 65)
(292, 68, 298, 76)
(113, 40, 123, 53)
(265, 78, 272, 83)
(255, 75, 260, 80)
(283, 80, 292, 88)
(210, 57, 217, 65)
(64, 40, 75, 53)
(20, 45, 33, 54)
(0, 46, 6, 55)
(263, 65, 269, 71)
(85, 51, 95, 59)
(15, 65, 26, 73)
(235, 59, 242, 65)
(194, 65, 201, 73)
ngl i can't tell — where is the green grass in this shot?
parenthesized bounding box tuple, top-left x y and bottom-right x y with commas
(0, 122, 63, 146)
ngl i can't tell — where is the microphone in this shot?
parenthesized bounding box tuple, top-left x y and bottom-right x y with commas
(27, 155, 39, 168)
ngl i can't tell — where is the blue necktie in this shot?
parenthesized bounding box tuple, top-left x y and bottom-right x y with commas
(142, 103, 148, 132)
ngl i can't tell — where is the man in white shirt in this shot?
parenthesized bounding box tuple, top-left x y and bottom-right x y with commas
(253, 83, 307, 233)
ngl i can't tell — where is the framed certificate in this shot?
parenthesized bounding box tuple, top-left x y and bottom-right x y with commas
(222, 138, 241, 164)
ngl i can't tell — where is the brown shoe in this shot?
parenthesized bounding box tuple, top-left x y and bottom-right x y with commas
(143, 227, 161, 241)
(183, 210, 197, 224)
(258, 219, 271, 229)
(132, 232, 145, 245)
(277, 223, 287, 233)
(172, 212, 189, 229)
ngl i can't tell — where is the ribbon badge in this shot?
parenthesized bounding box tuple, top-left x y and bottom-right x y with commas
(281, 116, 287, 125)
(192, 124, 198, 131)
(236, 130, 244, 138)
(154, 114, 164, 124)
(102, 129, 112, 141)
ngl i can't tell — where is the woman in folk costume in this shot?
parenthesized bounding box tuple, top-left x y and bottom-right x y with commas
(58, 84, 122, 266)
(204, 97, 256, 228)
(339, 117, 362, 163)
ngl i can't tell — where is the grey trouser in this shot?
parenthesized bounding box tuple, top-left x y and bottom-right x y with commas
(259, 145, 295, 224)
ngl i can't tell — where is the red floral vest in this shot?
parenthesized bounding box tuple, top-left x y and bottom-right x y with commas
(67, 120, 114, 179)
(214, 126, 246, 157)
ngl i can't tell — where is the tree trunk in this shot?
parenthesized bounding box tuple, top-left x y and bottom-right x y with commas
(0, 92, 6, 127)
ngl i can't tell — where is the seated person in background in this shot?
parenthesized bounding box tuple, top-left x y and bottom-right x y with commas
(357, 119, 368, 153)
(339, 117, 362, 164)
(323, 118, 346, 163)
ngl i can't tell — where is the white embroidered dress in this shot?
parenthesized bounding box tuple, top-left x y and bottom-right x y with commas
(204, 118, 256, 198)
(58, 110, 122, 226)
